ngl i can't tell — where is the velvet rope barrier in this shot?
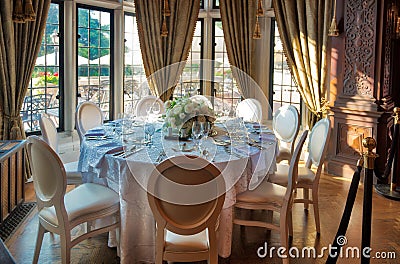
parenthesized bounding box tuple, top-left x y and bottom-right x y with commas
(326, 158, 363, 264)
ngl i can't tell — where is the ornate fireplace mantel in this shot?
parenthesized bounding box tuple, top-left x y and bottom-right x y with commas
(327, 0, 400, 177)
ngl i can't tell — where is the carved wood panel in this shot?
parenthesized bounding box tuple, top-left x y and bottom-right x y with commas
(337, 123, 372, 158)
(343, 0, 377, 97)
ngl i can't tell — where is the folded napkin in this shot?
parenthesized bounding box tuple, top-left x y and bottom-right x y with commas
(232, 145, 260, 157)
(97, 142, 125, 153)
(258, 133, 276, 142)
(85, 128, 105, 137)
(94, 142, 125, 168)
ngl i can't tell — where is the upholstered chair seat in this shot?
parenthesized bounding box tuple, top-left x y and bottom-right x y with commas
(236, 180, 287, 205)
(269, 165, 315, 186)
(165, 230, 209, 252)
(39, 183, 119, 225)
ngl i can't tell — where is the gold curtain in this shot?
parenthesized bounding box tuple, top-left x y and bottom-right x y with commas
(134, 0, 200, 101)
(272, 0, 331, 128)
(0, 0, 51, 140)
(219, 0, 257, 99)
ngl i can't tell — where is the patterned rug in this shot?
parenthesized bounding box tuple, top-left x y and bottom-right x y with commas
(0, 202, 36, 242)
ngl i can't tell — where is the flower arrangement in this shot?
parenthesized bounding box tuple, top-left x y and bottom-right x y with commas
(35, 72, 59, 87)
(164, 96, 215, 136)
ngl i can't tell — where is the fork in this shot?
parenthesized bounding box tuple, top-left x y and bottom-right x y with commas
(156, 150, 166, 163)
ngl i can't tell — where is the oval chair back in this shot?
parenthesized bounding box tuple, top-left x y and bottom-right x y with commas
(236, 98, 262, 123)
(135, 95, 165, 117)
(147, 155, 225, 263)
(39, 115, 59, 153)
(26, 136, 67, 219)
(75, 101, 104, 143)
(306, 118, 331, 172)
(273, 105, 300, 163)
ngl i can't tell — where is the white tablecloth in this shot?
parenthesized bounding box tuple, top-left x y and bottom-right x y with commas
(78, 122, 277, 263)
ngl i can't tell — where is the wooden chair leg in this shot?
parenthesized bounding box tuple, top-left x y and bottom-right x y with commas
(279, 213, 289, 264)
(60, 234, 71, 264)
(312, 187, 321, 234)
(288, 211, 293, 238)
(208, 227, 218, 264)
(303, 188, 309, 210)
(32, 224, 46, 264)
(155, 228, 165, 264)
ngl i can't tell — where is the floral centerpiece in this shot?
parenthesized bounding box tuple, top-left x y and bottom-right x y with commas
(164, 96, 215, 138)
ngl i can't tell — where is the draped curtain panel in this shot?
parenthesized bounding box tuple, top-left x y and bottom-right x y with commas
(134, 0, 200, 101)
(219, 0, 257, 99)
(272, 0, 331, 128)
(0, 0, 50, 140)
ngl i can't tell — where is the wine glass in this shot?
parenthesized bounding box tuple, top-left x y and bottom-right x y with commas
(151, 102, 161, 116)
(202, 122, 211, 140)
(144, 123, 155, 144)
(192, 120, 204, 150)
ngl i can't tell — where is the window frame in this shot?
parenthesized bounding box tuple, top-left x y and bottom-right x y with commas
(269, 18, 301, 116)
(76, 4, 115, 120)
(24, 0, 64, 134)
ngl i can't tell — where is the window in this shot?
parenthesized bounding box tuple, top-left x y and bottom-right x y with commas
(174, 19, 204, 98)
(22, 1, 63, 133)
(271, 19, 301, 114)
(123, 13, 147, 114)
(77, 5, 113, 120)
(212, 19, 240, 114)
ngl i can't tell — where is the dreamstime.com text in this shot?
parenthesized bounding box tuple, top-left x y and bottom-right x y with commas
(257, 236, 396, 260)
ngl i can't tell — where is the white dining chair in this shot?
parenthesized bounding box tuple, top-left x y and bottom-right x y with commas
(27, 136, 120, 264)
(268, 118, 331, 234)
(147, 155, 226, 264)
(235, 98, 262, 123)
(135, 95, 165, 117)
(39, 115, 82, 186)
(233, 130, 308, 264)
(75, 101, 104, 144)
(273, 105, 300, 163)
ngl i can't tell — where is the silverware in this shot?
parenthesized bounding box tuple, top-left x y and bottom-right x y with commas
(156, 150, 166, 163)
(122, 147, 144, 158)
(112, 150, 125, 157)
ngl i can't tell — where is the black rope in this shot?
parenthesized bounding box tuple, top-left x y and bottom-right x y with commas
(326, 164, 363, 264)
(374, 123, 399, 180)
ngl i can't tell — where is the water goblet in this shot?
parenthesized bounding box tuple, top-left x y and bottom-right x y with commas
(151, 102, 161, 116)
(144, 123, 155, 145)
(192, 120, 204, 150)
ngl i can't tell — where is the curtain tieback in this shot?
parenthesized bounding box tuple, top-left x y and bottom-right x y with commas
(314, 98, 330, 118)
(3, 114, 23, 138)
(3, 114, 21, 122)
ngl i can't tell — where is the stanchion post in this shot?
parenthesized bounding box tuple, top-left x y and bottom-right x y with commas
(392, 107, 400, 191)
(361, 137, 378, 264)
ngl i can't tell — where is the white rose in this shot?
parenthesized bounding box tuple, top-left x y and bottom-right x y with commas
(174, 106, 182, 115)
(184, 104, 193, 114)
(200, 104, 209, 113)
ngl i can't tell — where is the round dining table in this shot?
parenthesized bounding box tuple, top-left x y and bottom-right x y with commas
(78, 119, 277, 263)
